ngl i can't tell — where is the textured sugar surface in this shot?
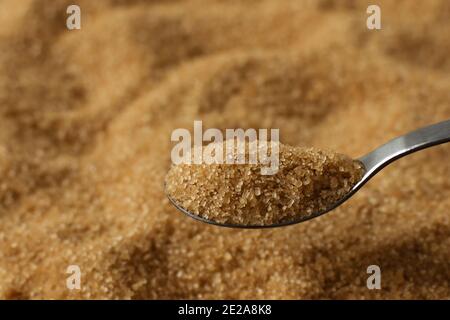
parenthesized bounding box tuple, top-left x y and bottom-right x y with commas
(166, 141, 364, 225)
(0, 0, 449, 299)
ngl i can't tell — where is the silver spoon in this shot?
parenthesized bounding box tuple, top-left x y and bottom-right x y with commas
(167, 119, 450, 228)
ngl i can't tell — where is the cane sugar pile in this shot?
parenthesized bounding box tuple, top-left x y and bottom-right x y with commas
(0, 0, 449, 299)
(166, 141, 364, 225)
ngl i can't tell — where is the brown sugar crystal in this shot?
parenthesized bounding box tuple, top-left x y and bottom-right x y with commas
(165, 141, 365, 225)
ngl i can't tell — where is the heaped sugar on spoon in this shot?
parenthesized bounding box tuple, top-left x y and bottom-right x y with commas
(165, 119, 450, 228)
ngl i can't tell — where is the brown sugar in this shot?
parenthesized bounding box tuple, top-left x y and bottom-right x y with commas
(0, 0, 449, 300)
(166, 141, 364, 225)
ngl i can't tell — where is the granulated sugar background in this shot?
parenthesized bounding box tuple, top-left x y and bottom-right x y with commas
(0, 0, 449, 299)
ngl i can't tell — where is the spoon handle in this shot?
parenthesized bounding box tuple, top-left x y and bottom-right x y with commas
(359, 119, 450, 179)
